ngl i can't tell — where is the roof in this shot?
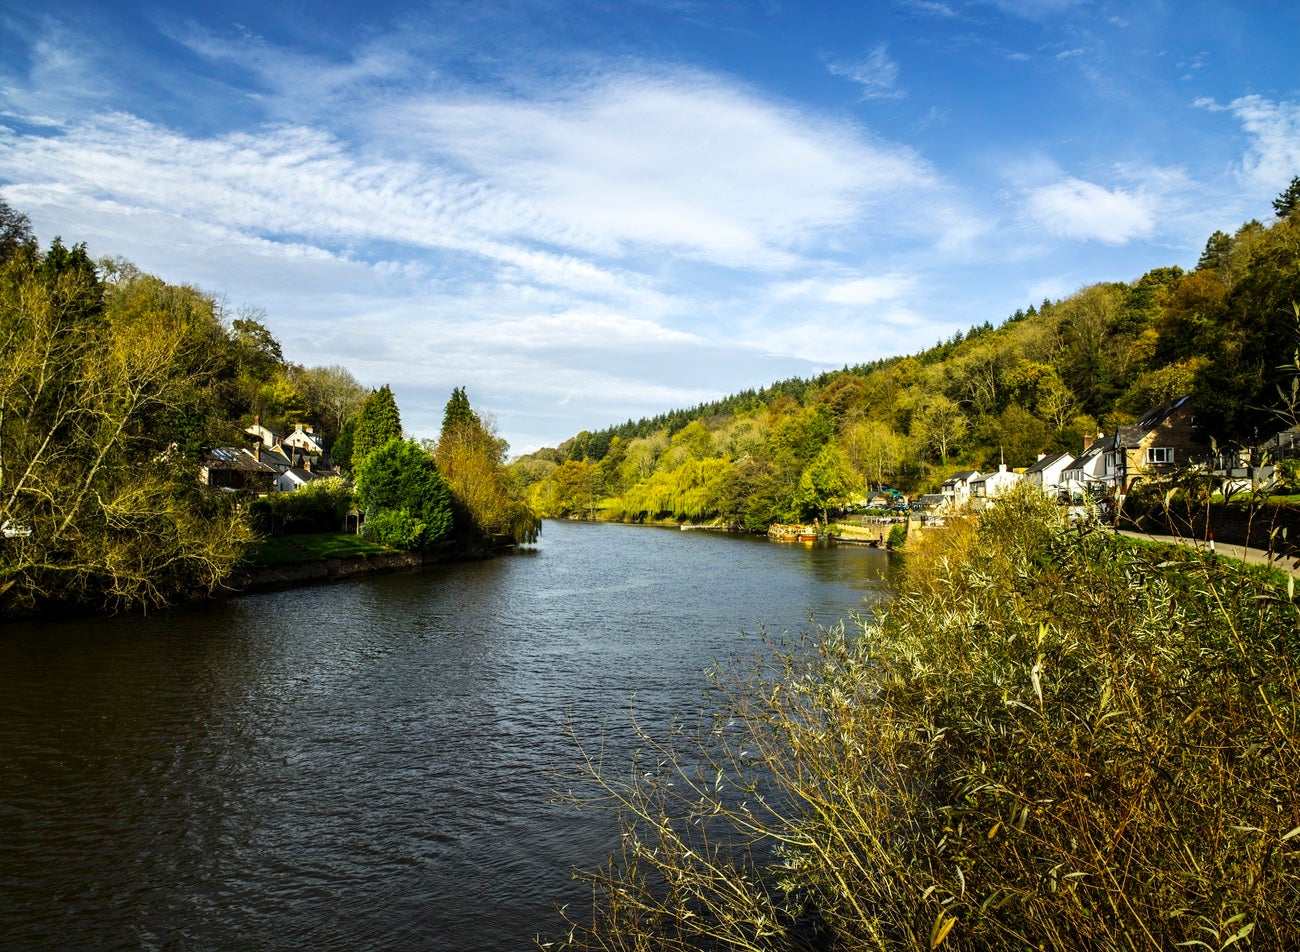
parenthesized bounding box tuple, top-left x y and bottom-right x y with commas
(1134, 395, 1191, 431)
(1025, 451, 1074, 475)
(941, 470, 981, 486)
(204, 447, 277, 474)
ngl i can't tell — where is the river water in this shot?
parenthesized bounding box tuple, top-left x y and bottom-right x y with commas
(0, 520, 894, 951)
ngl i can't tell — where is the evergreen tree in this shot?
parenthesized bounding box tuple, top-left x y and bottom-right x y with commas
(1272, 175, 1300, 218)
(351, 384, 402, 465)
(441, 386, 475, 436)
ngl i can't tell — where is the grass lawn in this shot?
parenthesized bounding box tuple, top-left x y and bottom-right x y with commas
(246, 532, 397, 567)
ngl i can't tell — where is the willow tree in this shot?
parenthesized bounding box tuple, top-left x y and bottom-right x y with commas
(0, 241, 253, 616)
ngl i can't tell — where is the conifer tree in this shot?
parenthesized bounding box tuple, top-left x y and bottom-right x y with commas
(1272, 175, 1300, 218)
(351, 384, 402, 466)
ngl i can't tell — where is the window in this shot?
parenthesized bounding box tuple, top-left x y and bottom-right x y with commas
(1147, 447, 1174, 464)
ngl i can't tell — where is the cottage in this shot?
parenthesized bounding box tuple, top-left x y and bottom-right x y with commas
(282, 423, 325, 458)
(1110, 396, 1208, 492)
(969, 464, 1022, 506)
(939, 470, 982, 509)
(1063, 434, 1118, 498)
(200, 447, 277, 494)
(1024, 451, 1076, 499)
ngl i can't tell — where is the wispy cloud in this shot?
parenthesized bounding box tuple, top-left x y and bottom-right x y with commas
(827, 45, 906, 101)
(1023, 177, 1155, 244)
(1197, 94, 1300, 191)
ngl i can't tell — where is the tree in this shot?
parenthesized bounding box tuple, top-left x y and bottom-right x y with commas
(0, 197, 35, 263)
(841, 419, 903, 488)
(354, 438, 451, 550)
(1272, 175, 1300, 218)
(291, 364, 368, 444)
(441, 386, 475, 434)
(351, 385, 403, 465)
(435, 390, 539, 545)
(794, 444, 858, 522)
(911, 395, 969, 465)
(0, 245, 254, 615)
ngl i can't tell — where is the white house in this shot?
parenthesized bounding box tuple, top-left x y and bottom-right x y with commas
(1023, 452, 1076, 499)
(282, 423, 325, 458)
(1062, 435, 1116, 497)
(969, 465, 1022, 506)
(274, 465, 321, 494)
(940, 470, 982, 509)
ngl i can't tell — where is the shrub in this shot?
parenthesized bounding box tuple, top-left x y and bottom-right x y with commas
(250, 476, 354, 535)
(554, 488, 1300, 950)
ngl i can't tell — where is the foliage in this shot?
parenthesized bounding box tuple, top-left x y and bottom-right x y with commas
(0, 239, 255, 615)
(351, 384, 403, 466)
(354, 437, 451, 550)
(553, 487, 1300, 950)
(249, 476, 354, 536)
(435, 389, 540, 545)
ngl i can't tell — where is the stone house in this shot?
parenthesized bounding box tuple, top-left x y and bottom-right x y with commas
(1109, 396, 1208, 493)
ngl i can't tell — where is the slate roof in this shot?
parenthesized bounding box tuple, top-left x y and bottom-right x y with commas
(1025, 451, 1074, 475)
(203, 447, 276, 474)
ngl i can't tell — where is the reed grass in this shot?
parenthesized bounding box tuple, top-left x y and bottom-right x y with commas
(548, 486, 1300, 951)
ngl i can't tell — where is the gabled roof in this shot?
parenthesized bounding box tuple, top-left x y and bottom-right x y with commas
(204, 446, 276, 474)
(941, 470, 981, 486)
(1067, 435, 1116, 470)
(1134, 395, 1192, 431)
(1025, 451, 1074, 475)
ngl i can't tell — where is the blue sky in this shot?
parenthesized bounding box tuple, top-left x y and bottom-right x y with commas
(2, 1, 1298, 453)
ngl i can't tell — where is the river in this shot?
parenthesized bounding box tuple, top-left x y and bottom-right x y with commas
(0, 520, 894, 951)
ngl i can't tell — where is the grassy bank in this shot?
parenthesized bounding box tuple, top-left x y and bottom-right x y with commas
(244, 532, 396, 568)
(552, 487, 1300, 951)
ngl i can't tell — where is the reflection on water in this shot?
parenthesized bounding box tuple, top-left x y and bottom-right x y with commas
(0, 520, 893, 951)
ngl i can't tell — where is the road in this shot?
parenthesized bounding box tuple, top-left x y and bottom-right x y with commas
(1115, 528, 1300, 577)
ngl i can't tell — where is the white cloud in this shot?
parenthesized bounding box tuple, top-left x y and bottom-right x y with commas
(1218, 95, 1300, 190)
(387, 70, 931, 268)
(827, 45, 906, 101)
(1023, 177, 1155, 244)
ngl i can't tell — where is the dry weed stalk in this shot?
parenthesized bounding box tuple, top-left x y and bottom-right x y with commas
(549, 486, 1300, 951)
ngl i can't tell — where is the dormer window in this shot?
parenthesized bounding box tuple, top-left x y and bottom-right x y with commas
(1147, 447, 1174, 464)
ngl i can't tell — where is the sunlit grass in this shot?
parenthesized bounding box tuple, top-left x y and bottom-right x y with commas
(245, 532, 395, 567)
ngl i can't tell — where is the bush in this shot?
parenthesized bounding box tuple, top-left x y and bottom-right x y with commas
(250, 476, 354, 536)
(886, 521, 907, 550)
(554, 487, 1300, 950)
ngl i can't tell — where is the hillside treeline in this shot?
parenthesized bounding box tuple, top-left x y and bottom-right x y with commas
(514, 183, 1300, 527)
(0, 200, 536, 617)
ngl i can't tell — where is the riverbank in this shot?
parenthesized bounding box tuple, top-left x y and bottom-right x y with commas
(228, 532, 504, 595)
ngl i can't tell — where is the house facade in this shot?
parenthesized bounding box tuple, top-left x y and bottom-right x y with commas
(969, 465, 1022, 506)
(1110, 396, 1207, 492)
(940, 470, 981, 509)
(1024, 451, 1076, 498)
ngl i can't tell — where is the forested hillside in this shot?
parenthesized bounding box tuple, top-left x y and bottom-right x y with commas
(0, 200, 536, 617)
(514, 183, 1300, 528)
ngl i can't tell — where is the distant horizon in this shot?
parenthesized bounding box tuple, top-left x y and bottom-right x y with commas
(3, 0, 1297, 453)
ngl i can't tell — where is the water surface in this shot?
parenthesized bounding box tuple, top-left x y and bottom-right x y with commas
(0, 520, 893, 950)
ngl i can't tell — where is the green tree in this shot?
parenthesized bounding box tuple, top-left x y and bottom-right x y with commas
(0, 197, 35, 263)
(351, 384, 403, 465)
(911, 394, 969, 465)
(794, 444, 858, 522)
(0, 245, 253, 615)
(436, 390, 539, 545)
(354, 438, 451, 550)
(441, 385, 475, 434)
(1272, 175, 1300, 218)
